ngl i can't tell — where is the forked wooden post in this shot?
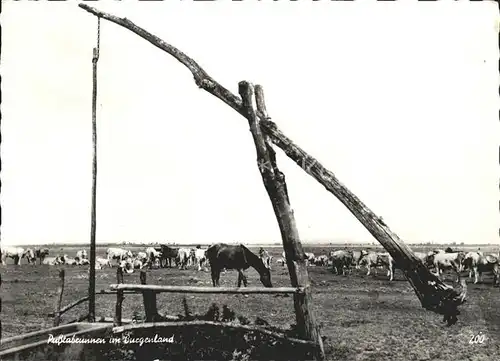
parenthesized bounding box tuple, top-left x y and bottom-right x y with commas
(53, 269, 65, 327)
(239, 82, 324, 360)
(140, 271, 158, 322)
(114, 267, 124, 326)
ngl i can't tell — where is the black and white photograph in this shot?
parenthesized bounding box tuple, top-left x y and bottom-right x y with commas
(0, 1, 498, 360)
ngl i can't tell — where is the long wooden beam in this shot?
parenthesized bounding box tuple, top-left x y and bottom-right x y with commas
(78, 3, 466, 325)
(109, 284, 304, 294)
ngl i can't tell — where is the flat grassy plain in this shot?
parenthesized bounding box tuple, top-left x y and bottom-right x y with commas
(1, 244, 499, 361)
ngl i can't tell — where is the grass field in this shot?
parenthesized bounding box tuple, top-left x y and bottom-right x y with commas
(1, 244, 499, 361)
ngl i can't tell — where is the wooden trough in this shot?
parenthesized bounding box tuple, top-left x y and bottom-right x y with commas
(108, 321, 318, 361)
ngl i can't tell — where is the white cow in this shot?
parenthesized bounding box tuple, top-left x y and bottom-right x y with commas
(177, 248, 191, 270)
(192, 248, 208, 271)
(413, 252, 436, 268)
(305, 252, 315, 266)
(136, 252, 148, 263)
(75, 250, 88, 264)
(280, 251, 314, 266)
(24, 248, 36, 264)
(359, 252, 396, 281)
(133, 258, 144, 269)
(145, 247, 161, 268)
(96, 257, 111, 268)
(329, 250, 356, 275)
(258, 248, 273, 271)
(107, 248, 133, 266)
(428, 252, 464, 281)
(60, 255, 78, 265)
(1, 247, 32, 265)
(462, 252, 499, 284)
(119, 257, 135, 274)
(42, 256, 64, 266)
(351, 250, 367, 269)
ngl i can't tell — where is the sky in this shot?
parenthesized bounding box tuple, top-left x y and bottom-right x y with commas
(1, 1, 498, 246)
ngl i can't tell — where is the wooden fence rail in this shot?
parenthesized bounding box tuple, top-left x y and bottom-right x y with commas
(109, 284, 305, 295)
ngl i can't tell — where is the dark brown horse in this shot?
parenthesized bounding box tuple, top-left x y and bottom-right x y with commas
(206, 243, 272, 288)
(159, 245, 178, 268)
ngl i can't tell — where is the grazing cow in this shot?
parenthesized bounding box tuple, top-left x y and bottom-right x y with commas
(119, 258, 135, 274)
(258, 248, 273, 271)
(413, 251, 439, 271)
(133, 258, 144, 270)
(75, 249, 90, 265)
(349, 250, 366, 269)
(35, 248, 50, 265)
(428, 249, 445, 256)
(42, 256, 64, 266)
(106, 248, 133, 266)
(206, 243, 272, 288)
(159, 245, 178, 268)
(76, 250, 88, 260)
(96, 257, 111, 268)
(1, 247, 33, 265)
(187, 249, 196, 268)
(427, 252, 465, 281)
(276, 257, 286, 267)
(193, 247, 208, 271)
(462, 252, 499, 285)
(176, 248, 191, 270)
(280, 251, 317, 267)
(24, 248, 36, 264)
(304, 252, 315, 266)
(314, 255, 329, 266)
(60, 255, 78, 265)
(136, 252, 148, 263)
(359, 252, 396, 281)
(145, 247, 161, 268)
(329, 250, 353, 275)
(414, 251, 429, 263)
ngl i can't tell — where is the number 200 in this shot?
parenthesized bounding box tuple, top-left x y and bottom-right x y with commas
(469, 333, 485, 344)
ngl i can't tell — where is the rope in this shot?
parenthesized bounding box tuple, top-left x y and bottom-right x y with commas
(95, 17, 101, 59)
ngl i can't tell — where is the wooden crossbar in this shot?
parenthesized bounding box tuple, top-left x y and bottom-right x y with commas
(109, 284, 304, 294)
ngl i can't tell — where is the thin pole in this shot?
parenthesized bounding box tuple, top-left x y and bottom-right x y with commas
(89, 17, 100, 323)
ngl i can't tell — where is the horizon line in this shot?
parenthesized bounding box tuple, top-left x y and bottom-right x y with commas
(2, 241, 498, 248)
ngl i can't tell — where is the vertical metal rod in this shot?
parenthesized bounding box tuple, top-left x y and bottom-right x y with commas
(89, 17, 100, 323)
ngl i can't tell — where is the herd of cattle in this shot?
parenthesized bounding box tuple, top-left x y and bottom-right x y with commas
(301, 247, 500, 285)
(0, 245, 209, 272)
(1, 244, 499, 286)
